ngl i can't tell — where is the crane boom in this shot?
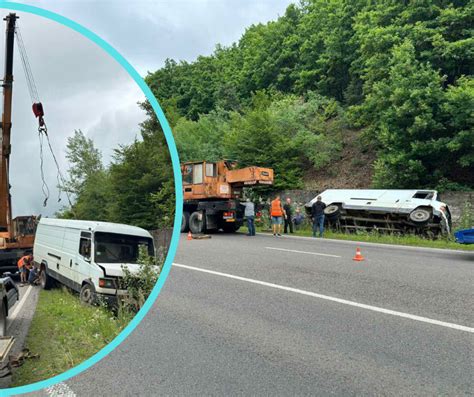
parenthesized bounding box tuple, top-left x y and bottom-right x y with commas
(0, 13, 17, 238)
(0, 13, 36, 271)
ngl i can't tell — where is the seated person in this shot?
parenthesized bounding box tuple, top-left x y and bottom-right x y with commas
(28, 265, 40, 285)
(293, 209, 305, 230)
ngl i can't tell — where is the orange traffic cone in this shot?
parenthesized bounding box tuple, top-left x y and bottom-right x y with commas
(353, 247, 365, 261)
(187, 231, 193, 241)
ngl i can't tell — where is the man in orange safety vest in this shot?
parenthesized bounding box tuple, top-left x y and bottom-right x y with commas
(270, 195, 286, 237)
(17, 254, 33, 285)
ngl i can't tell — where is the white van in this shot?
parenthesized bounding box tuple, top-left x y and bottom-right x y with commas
(306, 189, 452, 235)
(33, 218, 155, 305)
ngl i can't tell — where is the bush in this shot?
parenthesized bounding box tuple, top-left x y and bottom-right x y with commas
(457, 201, 473, 231)
(119, 246, 162, 311)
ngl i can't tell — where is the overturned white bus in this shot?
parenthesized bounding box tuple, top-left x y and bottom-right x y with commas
(306, 189, 452, 236)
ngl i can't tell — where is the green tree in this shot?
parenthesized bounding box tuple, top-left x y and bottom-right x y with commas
(63, 130, 104, 196)
(58, 103, 175, 228)
(357, 40, 473, 188)
(144, 0, 473, 191)
(71, 170, 112, 221)
(173, 109, 229, 162)
(107, 102, 174, 230)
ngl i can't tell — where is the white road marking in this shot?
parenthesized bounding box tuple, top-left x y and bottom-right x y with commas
(265, 246, 341, 258)
(7, 285, 33, 329)
(46, 382, 76, 396)
(173, 263, 474, 334)
(258, 232, 472, 254)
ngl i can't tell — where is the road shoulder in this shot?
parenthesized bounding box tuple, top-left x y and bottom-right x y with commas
(0, 284, 40, 388)
(257, 231, 474, 255)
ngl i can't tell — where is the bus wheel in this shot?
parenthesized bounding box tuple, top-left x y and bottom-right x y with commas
(409, 208, 431, 225)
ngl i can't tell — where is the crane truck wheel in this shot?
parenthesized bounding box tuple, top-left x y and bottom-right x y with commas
(189, 211, 204, 234)
(181, 211, 190, 233)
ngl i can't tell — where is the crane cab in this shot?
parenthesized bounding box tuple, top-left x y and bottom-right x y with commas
(181, 160, 273, 201)
(181, 160, 273, 234)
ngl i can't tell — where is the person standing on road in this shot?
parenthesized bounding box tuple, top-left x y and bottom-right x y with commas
(241, 198, 256, 236)
(271, 195, 285, 237)
(17, 254, 33, 285)
(311, 196, 326, 238)
(283, 197, 294, 234)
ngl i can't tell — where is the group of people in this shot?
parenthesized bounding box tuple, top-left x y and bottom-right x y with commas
(17, 253, 40, 286)
(241, 194, 327, 238)
(270, 195, 326, 237)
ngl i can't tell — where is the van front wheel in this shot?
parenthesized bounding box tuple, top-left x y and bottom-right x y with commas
(80, 284, 95, 305)
(40, 267, 54, 290)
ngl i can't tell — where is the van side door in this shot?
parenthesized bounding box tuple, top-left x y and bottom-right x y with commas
(74, 232, 93, 289)
(61, 228, 82, 292)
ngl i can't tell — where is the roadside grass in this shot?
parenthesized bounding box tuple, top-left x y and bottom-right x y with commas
(254, 225, 474, 251)
(11, 287, 133, 386)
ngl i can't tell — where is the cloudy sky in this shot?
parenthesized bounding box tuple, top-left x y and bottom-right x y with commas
(7, 0, 292, 217)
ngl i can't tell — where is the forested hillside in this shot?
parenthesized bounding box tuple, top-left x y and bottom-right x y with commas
(146, 0, 473, 191)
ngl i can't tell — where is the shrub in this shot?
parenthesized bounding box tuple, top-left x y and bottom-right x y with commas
(119, 246, 162, 311)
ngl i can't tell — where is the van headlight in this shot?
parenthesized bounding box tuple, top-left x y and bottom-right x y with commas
(98, 278, 116, 289)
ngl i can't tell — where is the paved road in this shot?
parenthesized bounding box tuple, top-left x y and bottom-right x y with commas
(0, 283, 39, 388)
(34, 234, 473, 396)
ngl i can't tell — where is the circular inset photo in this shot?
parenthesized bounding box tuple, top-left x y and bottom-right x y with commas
(0, 5, 180, 393)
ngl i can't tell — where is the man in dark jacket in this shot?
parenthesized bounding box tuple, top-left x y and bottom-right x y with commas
(283, 197, 294, 234)
(311, 196, 326, 237)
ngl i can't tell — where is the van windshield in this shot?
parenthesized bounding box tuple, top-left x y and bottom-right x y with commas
(94, 232, 154, 264)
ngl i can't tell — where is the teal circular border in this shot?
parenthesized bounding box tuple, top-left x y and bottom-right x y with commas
(0, 2, 183, 396)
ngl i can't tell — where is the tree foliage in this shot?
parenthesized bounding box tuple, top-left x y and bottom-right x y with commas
(146, 0, 473, 190)
(173, 92, 344, 190)
(63, 130, 104, 196)
(58, 104, 175, 229)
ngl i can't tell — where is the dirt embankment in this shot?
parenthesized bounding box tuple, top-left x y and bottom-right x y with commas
(304, 129, 376, 190)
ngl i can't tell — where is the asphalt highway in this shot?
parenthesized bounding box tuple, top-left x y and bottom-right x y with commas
(32, 233, 473, 396)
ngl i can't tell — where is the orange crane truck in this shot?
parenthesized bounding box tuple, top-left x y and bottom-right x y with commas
(181, 160, 273, 234)
(0, 14, 36, 271)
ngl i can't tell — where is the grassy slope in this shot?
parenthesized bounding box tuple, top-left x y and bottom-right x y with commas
(12, 288, 132, 387)
(255, 225, 474, 251)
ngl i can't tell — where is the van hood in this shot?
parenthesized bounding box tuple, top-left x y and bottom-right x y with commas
(99, 263, 141, 277)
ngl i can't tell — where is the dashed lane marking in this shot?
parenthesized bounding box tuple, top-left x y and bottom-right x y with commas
(46, 382, 76, 396)
(265, 246, 341, 258)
